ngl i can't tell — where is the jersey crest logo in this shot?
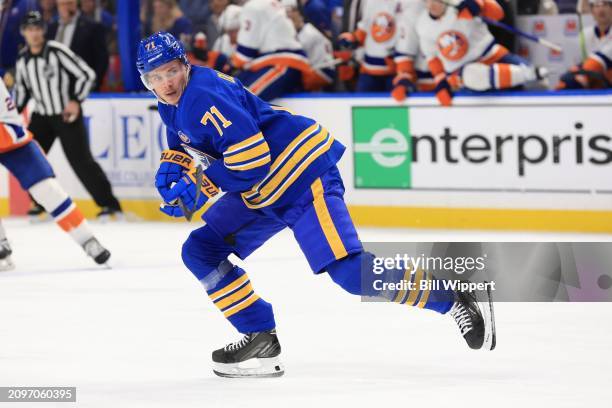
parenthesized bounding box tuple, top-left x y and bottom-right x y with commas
(437, 30, 469, 62)
(178, 130, 191, 144)
(371, 12, 396, 43)
(42, 62, 56, 78)
(181, 144, 216, 170)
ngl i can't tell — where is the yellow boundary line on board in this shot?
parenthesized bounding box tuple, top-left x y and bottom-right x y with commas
(1, 198, 611, 233)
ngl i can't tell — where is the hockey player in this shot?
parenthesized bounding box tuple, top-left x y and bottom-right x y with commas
(213, 4, 242, 59)
(558, 40, 612, 88)
(416, 0, 547, 106)
(338, 0, 402, 92)
(282, 0, 335, 91)
(583, 0, 612, 53)
(0, 77, 110, 270)
(558, 0, 611, 89)
(137, 32, 496, 378)
(231, 0, 310, 101)
(392, 0, 435, 101)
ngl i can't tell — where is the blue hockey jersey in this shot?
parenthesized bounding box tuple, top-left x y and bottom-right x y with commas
(158, 66, 345, 209)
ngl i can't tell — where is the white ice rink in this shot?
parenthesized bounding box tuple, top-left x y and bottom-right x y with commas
(1, 219, 611, 408)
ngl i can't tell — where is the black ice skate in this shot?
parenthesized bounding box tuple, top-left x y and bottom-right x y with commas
(0, 238, 14, 271)
(449, 282, 496, 350)
(82, 237, 111, 265)
(27, 203, 50, 223)
(212, 329, 284, 378)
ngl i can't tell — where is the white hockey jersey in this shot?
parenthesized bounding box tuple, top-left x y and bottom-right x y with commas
(355, 0, 403, 75)
(233, 0, 308, 72)
(213, 34, 236, 58)
(298, 23, 335, 85)
(586, 39, 612, 82)
(394, 0, 428, 75)
(416, 3, 507, 74)
(0, 78, 32, 153)
(583, 25, 612, 55)
(214, 4, 241, 57)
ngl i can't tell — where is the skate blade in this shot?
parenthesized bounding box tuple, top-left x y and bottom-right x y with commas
(213, 357, 284, 378)
(477, 282, 496, 351)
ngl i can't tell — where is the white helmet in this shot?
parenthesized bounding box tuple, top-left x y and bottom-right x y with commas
(219, 5, 242, 31)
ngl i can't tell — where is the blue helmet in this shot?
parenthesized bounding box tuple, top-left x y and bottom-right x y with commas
(136, 32, 188, 76)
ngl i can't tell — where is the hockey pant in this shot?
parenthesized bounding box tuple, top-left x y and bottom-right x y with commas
(356, 72, 394, 92)
(0, 141, 94, 245)
(181, 166, 455, 334)
(455, 53, 537, 92)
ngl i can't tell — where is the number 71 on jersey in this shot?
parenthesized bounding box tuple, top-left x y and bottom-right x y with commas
(201, 106, 232, 136)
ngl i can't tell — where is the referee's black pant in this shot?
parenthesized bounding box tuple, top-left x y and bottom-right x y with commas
(28, 112, 121, 211)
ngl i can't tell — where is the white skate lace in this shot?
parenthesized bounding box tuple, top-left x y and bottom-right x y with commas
(224, 334, 252, 351)
(450, 302, 473, 335)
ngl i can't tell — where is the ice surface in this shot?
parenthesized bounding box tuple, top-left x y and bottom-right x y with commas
(0, 219, 611, 408)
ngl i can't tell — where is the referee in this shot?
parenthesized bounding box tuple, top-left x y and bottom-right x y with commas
(14, 11, 122, 220)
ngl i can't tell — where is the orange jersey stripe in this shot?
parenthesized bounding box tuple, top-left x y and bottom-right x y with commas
(249, 67, 287, 94)
(247, 55, 310, 73)
(480, 45, 509, 65)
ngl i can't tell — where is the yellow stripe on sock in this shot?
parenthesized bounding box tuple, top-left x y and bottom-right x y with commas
(214, 282, 254, 310)
(406, 268, 424, 306)
(223, 293, 260, 318)
(311, 178, 348, 260)
(393, 268, 413, 303)
(209, 274, 249, 302)
(416, 271, 432, 309)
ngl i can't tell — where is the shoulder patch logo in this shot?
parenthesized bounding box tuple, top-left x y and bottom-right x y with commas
(178, 130, 191, 144)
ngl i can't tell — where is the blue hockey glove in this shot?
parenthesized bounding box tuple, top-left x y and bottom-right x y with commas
(155, 149, 194, 200)
(159, 166, 220, 218)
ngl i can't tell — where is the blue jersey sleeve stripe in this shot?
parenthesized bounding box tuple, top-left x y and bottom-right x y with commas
(223, 137, 267, 159)
(224, 132, 265, 155)
(224, 140, 270, 166)
(237, 44, 258, 59)
(225, 153, 271, 171)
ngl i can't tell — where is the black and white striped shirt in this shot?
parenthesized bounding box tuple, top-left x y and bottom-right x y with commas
(14, 40, 96, 116)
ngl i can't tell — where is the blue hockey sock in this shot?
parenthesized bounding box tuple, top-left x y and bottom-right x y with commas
(327, 251, 455, 314)
(205, 263, 276, 334)
(181, 227, 276, 333)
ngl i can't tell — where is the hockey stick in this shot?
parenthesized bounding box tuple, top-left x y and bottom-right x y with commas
(576, 0, 588, 59)
(439, 0, 563, 52)
(576, 11, 588, 60)
(177, 164, 204, 222)
(480, 16, 562, 52)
